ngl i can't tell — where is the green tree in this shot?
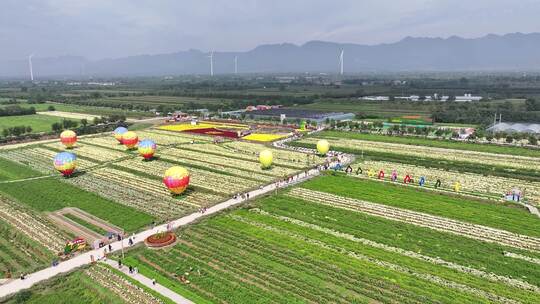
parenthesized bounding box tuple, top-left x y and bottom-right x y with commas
(528, 135, 538, 145)
(51, 122, 63, 132)
(81, 118, 88, 127)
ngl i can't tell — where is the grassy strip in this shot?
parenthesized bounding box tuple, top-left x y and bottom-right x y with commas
(2, 269, 124, 304)
(301, 174, 540, 237)
(0, 177, 153, 232)
(290, 141, 540, 182)
(102, 263, 176, 304)
(232, 209, 539, 303)
(0, 157, 44, 181)
(317, 131, 540, 158)
(0, 220, 53, 276)
(259, 195, 540, 285)
(63, 213, 108, 235)
(122, 255, 213, 304)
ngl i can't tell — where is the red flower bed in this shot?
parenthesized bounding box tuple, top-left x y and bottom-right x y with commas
(145, 232, 176, 248)
(183, 128, 240, 138)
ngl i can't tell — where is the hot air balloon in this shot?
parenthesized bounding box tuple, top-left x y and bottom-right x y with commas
(60, 130, 77, 148)
(138, 139, 157, 160)
(259, 150, 273, 169)
(114, 127, 128, 143)
(163, 166, 190, 195)
(316, 139, 329, 155)
(122, 131, 138, 149)
(53, 152, 77, 177)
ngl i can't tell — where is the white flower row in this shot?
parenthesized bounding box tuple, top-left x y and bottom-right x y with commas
(115, 158, 260, 194)
(287, 188, 540, 251)
(44, 142, 127, 162)
(249, 208, 539, 293)
(85, 264, 163, 304)
(0, 196, 65, 253)
(160, 147, 290, 179)
(299, 137, 540, 171)
(229, 214, 518, 304)
(503, 252, 540, 266)
(359, 160, 540, 203)
(183, 142, 309, 169)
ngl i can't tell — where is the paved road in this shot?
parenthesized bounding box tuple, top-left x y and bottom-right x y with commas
(0, 151, 351, 299)
(101, 259, 193, 304)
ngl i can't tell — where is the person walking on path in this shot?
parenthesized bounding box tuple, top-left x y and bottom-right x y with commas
(152, 278, 156, 286)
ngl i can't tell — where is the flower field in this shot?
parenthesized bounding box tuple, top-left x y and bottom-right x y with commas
(182, 142, 310, 169)
(297, 137, 540, 171)
(124, 190, 540, 303)
(6, 123, 539, 303)
(160, 147, 294, 178)
(79, 136, 128, 151)
(242, 133, 288, 142)
(358, 160, 540, 204)
(115, 158, 260, 195)
(43, 142, 128, 162)
(36, 110, 102, 121)
(1, 269, 129, 303)
(0, 147, 96, 174)
(85, 264, 164, 304)
(67, 168, 222, 218)
(287, 187, 540, 251)
(0, 196, 66, 253)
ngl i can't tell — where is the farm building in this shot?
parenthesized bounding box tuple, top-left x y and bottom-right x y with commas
(487, 122, 540, 134)
(244, 108, 354, 124)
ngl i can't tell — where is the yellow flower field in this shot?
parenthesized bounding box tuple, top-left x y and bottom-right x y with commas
(158, 121, 249, 132)
(243, 133, 288, 142)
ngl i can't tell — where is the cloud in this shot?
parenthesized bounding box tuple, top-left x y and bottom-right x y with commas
(0, 0, 537, 60)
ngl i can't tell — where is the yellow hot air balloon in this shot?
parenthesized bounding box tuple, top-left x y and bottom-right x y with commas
(316, 139, 329, 155)
(259, 150, 273, 169)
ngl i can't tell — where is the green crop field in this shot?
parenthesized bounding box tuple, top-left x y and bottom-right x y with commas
(123, 183, 540, 303)
(302, 174, 540, 237)
(1, 263, 176, 303)
(0, 177, 153, 232)
(316, 131, 540, 157)
(99, 95, 232, 107)
(0, 219, 53, 276)
(297, 100, 434, 118)
(0, 102, 153, 118)
(292, 134, 540, 182)
(0, 158, 44, 181)
(2, 120, 539, 303)
(0, 115, 66, 134)
(1, 269, 126, 304)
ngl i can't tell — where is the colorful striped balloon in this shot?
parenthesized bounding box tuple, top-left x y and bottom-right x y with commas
(122, 131, 139, 149)
(60, 130, 77, 148)
(163, 166, 190, 195)
(53, 152, 77, 177)
(138, 139, 157, 160)
(114, 127, 128, 143)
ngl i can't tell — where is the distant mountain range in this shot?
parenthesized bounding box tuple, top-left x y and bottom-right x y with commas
(2, 32, 540, 78)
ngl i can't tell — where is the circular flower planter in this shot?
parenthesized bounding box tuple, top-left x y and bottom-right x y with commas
(145, 232, 176, 248)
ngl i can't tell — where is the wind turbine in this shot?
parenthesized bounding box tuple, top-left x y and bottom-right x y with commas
(208, 51, 214, 76)
(339, 49, 344, 75)
(234, 56, 238, 74)
(28, 54, 34, 81)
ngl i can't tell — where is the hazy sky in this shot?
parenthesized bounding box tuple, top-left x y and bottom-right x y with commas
(2, 0, 539, 60)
